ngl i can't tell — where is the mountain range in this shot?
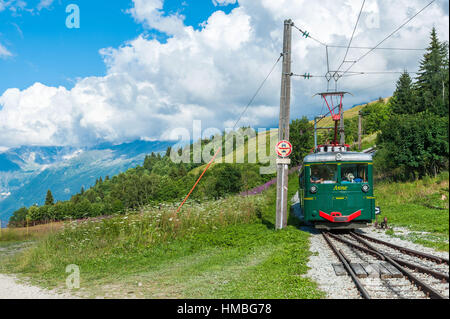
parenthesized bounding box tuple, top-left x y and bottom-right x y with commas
(0, 140, 173, 223)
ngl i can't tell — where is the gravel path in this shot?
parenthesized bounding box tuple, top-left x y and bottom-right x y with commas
(0, 274, 74, 299)
(0, 242, 77, 299)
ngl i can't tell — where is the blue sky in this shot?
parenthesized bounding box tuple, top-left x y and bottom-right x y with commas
(0, 0, 238, 93)
(0, 0, 448, 149)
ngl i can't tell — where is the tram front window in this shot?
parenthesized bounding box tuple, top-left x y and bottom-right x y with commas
(341, 164, 368, 183)
(310, 165, 338, 184)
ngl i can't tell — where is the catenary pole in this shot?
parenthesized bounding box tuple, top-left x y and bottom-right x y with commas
(340, 99, 345, 145)
(276, 19, 293, 230)
(314, 117, 318, 149)
(358, 111, 363, 151)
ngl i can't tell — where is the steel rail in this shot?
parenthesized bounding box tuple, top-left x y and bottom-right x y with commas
(334, 232, 449, 281)
(352, 232, 449, 265)
(349, 232, 447, 299)
(322, 232, 371, 299)
(327, 232, 385, 260)
(388, 256, 449, 282)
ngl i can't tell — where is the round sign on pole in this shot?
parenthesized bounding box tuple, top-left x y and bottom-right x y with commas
(276, 140, 292, 158)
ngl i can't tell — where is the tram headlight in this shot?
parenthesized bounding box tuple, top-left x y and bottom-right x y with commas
(310, 185, 318, 194)
(362, 184, 370, 193)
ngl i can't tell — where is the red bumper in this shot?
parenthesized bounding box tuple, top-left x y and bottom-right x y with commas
(319, 210, 361, 223)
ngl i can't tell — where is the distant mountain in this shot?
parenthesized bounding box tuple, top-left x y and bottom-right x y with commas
(0, 140, 173, 222)
(0, 154, 21, 172)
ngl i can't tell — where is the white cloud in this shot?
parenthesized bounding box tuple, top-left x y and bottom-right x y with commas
(0, 0, 26, 13)
(0, 0, 54, 13)
(0, 0, 448, 148)
(212, 0, 237, 6)
(0, 43, 12, 58)
(37, 0, 54, 11)
(127, 0, 185, 35)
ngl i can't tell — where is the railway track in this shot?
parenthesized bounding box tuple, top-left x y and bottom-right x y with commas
(322, 231, 449, 299)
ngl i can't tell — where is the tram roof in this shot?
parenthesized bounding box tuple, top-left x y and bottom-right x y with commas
(303, 151, 373, 164)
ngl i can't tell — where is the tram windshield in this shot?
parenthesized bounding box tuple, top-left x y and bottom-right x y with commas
(341, 164, 369, 183)
(310, 164, 338, 184)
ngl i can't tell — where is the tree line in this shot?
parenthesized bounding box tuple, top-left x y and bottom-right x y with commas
(8, 132, 276, 227)
(375, 28, 449, 180)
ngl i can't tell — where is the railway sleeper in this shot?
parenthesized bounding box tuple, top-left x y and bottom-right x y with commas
(349, 232, 447, 299)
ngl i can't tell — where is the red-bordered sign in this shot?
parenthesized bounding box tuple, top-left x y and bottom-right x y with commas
(276, 140, 292, 158)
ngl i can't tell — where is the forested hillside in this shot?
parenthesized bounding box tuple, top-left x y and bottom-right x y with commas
(8, 131, 278, 226)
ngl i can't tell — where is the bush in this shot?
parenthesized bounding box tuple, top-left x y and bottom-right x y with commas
(375, 112, 449, 180)
(9, 207, 28, 227)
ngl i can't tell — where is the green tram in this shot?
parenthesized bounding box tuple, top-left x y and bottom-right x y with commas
(299, 147, 378, 230)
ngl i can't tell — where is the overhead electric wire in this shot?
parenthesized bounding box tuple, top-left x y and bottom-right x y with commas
(340, 0, 437, 78)
(339, 71, 420, 77)
(232, 53, 283, 131)
(291, 73, 327, 78)
(327, 45, 426, 51)
(292, 24, 328, 47)
(292, 71, 419, 79)
(335, 0, 366, 75)
(178, 53, 283, 213)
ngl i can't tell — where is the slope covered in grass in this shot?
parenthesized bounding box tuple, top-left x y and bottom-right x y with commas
(1, 174, 324, 299)
(375, 172, 449, 251)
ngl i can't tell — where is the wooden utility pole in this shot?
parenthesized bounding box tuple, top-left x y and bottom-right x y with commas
(276, 19, 293, 230)
(358, 111, 363, 151)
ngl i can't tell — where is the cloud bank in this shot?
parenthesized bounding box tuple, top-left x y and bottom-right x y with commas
(0, 0, 448, 148)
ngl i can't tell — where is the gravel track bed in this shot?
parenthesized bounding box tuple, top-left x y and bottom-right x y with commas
(350, 233, 449, 274)
(358, 228, 449, 261)
(303, 224, 449, 299)
(327, 234, 428, 299)
(344, 233, 449, 298)
(301, 226, 362, 299)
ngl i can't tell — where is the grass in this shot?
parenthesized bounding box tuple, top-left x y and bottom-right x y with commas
(188, 129, 279, 176)
(0, 174, 325, 299)
(0, 222, 64, 243)
(312, 98, 389, 144)
(375, 172, 449, 251)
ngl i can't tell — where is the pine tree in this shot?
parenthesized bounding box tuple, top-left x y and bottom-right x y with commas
(45, 190, 54, 206)
(415, 28, 449, 116)
(390, 71, 416, 114)
(165, 146, 172, 158)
